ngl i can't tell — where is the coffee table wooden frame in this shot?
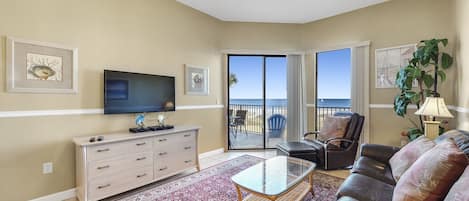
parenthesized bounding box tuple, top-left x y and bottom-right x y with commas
(233, 170, 315, 201)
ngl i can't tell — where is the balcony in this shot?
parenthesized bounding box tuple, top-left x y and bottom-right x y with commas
(229, 104, 351, 149)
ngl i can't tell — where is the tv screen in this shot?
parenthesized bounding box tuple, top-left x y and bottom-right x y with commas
(104, 70, 175, 114)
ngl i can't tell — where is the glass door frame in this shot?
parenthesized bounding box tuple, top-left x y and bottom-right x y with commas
(227, 54, 286, 150)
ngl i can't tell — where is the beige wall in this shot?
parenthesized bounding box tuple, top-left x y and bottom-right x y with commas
(301, 0, 458, 145)
(0, 0, 227, 200)
(0, 0, 465, 200)
(220, 22, 301, 50)
(456, 0, 469, 130)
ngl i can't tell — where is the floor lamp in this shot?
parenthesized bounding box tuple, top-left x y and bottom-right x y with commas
(414, 97, 453, 139)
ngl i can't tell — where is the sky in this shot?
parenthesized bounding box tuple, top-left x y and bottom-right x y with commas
(229, 56, 287, 99)
(317, 48, 351, 99)
(229, 49, 350, 99)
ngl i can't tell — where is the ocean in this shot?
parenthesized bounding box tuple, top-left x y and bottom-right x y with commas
(230, 98, 351, 107)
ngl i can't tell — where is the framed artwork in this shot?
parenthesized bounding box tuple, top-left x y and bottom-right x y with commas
(375, 44, 416, 88)
(185, 65, 209, 95)
(6, 37, 78, 93)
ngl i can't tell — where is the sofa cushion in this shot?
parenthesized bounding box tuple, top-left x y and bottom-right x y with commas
(389, 136, 435, 181)
(317, 116, 350, 146)
(444, 165, 469, 201)
(337, 173, 394, 201)
(352, 156, 395, 185)
(436, 129, 469, 157)
(393, 138, 469, 201)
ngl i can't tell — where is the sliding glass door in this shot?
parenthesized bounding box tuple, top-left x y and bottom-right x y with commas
(228, 55, 287, 150)
(265, 57, 288, 148)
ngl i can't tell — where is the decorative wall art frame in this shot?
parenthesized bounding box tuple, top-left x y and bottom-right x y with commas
(375, 44, 417, 88)
(6, 37, 78, 93)
(185, 65, 209, 95)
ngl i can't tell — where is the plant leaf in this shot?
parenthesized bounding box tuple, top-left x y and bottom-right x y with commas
(423, 74, 434, 88)
(437, 71, 446, 82)
(441, 38, 448, 46)
(441, 53, 453, 69)
(394, 94, 409, 117)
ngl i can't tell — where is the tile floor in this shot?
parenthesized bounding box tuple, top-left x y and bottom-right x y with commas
(68, 150, 350, 201)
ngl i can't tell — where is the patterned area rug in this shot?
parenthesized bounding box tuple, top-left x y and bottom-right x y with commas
(113, 155, 344, 201)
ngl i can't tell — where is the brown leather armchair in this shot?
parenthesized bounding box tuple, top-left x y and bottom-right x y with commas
(277, 112, 365, 170)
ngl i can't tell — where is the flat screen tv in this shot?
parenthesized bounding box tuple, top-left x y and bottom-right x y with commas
(104, 70, 175, 114)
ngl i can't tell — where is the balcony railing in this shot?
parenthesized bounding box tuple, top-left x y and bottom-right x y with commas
(229, 104, 351, 134)
(314, 106, 351, 130)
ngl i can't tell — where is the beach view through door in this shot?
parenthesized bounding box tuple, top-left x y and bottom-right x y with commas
(228, 55, 287, 149)
(315, 49, 352, 130)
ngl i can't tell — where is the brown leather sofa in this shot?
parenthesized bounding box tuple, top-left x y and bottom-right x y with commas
(336, 130, 469, 201)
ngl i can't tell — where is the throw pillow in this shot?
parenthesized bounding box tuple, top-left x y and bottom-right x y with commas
(393, 138, 469, 201)
(444, 165, 469, 201)
(317, 116, 351, 146)
(389, 136, 435, 181)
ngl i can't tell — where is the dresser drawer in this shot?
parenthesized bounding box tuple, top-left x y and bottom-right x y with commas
(179, 131, 196, 143)
(154, 132, 196, 152)
(154, 158, 175, 180)
(87, 138, 153, 161)
(88, 166, 153, 201)
(154, 141, 195, 160)
(88, 152, 153, 179)
(180, 140, 196, 153)
(154, 152, 197, 180)
(178, 155, 197, 169)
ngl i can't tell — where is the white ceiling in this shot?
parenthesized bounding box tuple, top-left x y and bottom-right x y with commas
(176, 0, 388, 24)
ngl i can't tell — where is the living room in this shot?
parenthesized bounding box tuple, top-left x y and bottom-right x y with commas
(1, 0, 469, 201)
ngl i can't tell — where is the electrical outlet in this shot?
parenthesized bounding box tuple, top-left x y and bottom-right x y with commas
(43, 162, 53, 174)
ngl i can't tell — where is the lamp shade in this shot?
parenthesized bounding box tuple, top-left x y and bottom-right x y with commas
(415, 97, 454, 118)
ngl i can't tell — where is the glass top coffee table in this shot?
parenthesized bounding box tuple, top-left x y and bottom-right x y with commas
(231, 156, 316, 201)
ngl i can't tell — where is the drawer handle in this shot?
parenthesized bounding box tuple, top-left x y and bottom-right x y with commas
(136, 142, 146, 146)
(184, 134, 191, 137)
(97, 165, 110, 170)
(136, 157, 147, 161)
(184, 160, 192, 163)
(158, 138, 167, 142)
(159, 152, 168, 156)
(97, 148, 110, 152)
(159, 167, 168, 171)
(97, 184, 111, 189)
(184, 146, 192, 150)
(136, 173, 147, 178)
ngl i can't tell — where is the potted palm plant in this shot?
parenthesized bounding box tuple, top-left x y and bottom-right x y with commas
(394, 39, 454, 141)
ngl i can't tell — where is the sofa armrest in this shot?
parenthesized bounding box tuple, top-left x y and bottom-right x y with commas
(360, 144, 400, 164)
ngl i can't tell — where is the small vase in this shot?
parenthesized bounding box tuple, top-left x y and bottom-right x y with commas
(400, 135, 410, 147)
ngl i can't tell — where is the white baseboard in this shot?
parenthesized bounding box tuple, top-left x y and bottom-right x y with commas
(29, 148, 225, 201)
(29, 188, 76, 201)
(199, 148, 225, 159)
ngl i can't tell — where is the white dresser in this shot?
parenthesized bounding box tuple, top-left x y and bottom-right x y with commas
(73, 126, 200, 201)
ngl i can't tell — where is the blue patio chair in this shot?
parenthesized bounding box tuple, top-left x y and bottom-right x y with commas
(267, 114, 286, 138)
